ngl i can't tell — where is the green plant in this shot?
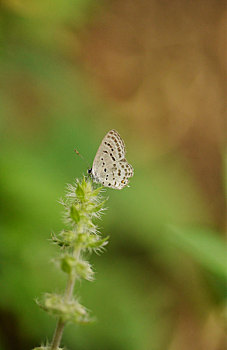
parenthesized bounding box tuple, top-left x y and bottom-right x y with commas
(33, 177, 108, 350)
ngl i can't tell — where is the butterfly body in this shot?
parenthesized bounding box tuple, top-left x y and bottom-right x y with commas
(89, 130, 133, 189)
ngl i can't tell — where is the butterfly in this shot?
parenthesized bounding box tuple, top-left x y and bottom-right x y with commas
(88, 130, 134, 189)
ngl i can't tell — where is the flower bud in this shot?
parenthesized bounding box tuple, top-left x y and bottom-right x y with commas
(60, 254, 76, 274)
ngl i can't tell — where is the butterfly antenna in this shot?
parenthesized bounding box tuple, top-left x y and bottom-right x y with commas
(74, 148, 90, 168)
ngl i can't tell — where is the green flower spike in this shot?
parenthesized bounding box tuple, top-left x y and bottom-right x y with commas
(34, 177, 108, 350)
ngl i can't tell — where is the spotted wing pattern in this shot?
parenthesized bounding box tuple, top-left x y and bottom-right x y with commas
(91, 130, 133, 189)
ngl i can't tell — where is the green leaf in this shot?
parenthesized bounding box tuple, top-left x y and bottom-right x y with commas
(76, 183, 85, 200)
(51, 233, 69, 247)
(91, 186, 103, 197)
(166, 226, 227, 278)
(70, 204, 80, 223)
(87, 235, 109, 249)
(92, 200, 107, 213)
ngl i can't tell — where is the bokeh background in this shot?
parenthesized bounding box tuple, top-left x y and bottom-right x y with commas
(0, 1, 226, 349)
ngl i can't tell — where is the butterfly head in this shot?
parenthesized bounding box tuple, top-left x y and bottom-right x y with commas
(87, 168, 92, 175)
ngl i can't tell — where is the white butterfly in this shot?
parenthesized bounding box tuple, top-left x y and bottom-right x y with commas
(88, 130, 134, 189)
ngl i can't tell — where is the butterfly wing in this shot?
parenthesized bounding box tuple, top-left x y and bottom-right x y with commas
(91, 130, 133, 189)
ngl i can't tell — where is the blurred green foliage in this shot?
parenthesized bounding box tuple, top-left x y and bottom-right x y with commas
(0, 1, 226, 350)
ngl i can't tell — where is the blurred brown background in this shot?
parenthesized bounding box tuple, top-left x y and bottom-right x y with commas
(78, 0, 226, 229)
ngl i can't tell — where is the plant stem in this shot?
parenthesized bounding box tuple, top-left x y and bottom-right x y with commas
(51, 275, 76, 350)
(50, 318, 65, 350)
(51, 247, 80, 350)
